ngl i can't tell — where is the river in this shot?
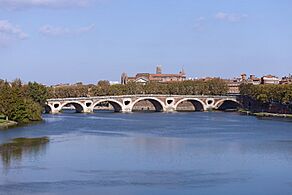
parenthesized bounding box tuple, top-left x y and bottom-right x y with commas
(0, 112, 292, 195)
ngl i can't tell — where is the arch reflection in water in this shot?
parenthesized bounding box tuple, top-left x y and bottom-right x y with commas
(0, 137, 49, 169)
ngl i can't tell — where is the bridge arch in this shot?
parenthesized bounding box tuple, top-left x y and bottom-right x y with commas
(174, 98, 206, 112)
(215, 99, 242, 111)
(131, 97, 165, 112)
(93, 99, 123, 112)
(60, 101, 86, 113)
(44, 104, 53, 114)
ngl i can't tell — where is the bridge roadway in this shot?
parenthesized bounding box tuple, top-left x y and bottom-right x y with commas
(45, 94, 241, 114)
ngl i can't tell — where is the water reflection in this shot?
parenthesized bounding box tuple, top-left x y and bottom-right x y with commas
(0, 137, 49, 169)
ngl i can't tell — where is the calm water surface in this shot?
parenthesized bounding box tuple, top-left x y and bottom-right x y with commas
(0, 112, 292, 195)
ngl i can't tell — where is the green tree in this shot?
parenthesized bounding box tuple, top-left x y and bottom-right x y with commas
(0, 79, 43, 123)
(25, 82, 49, 106)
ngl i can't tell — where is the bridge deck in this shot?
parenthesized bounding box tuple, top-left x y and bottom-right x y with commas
(47, 94, 238, 102)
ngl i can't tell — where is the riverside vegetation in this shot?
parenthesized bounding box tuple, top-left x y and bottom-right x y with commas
(239, 83, 292, 115)
(50, 79, 229, 98)
(0, 79, 48, 126)
(0, 78, 228, 126)
(240, 83, 292, 105)
(1, 78, 292, 127)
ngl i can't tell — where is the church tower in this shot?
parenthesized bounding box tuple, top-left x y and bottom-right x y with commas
(156, 65, 162, 74)
(121, 72, 128, 85)
(179, 65, 186, 75)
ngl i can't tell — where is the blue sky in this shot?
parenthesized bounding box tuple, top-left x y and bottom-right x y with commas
(0, 0, 291, 85)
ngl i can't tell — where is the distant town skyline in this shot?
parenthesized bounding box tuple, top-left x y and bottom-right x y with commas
(1, 0, 292, 85)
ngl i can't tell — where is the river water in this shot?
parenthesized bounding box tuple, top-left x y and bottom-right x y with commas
(0, 112, 292, 195)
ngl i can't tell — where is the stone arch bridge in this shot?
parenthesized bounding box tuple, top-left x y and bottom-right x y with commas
(45, 95, 241, 114)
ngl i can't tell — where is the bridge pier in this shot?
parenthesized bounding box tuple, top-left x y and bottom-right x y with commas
(164, 106, 176, 113)
(51, 109, 60, 114)
(83, 107, 94, 113)
(121, 107, 132, 113)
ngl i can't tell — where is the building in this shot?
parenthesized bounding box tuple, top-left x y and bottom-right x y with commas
(226, 81, 241, 94)
(280, 74, 292, 84)
(240, 73, 247, 82)
(51, 83, 70, 88)
(247, 74, 261, 85)
(195, 77, 221, 82)
(261, 75, 280, 85)
(224, 73, 261, 94)
(121, 65, 186, 85)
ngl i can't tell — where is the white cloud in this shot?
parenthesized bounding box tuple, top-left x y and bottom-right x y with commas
(215, 12, 248, 22)
(0, 20, 28, 46)
(194, 17, 205, 31)
(39, 24, 95, 37)
(0, 0, 92, 10)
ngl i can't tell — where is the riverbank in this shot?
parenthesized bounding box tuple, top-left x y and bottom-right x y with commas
(238, 109, 292, 119)
(0, 119, 18, 129)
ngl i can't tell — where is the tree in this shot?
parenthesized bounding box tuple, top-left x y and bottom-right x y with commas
(97, 80, 110, 87)
(0, 79, 43, 123)
(25, 82, 49, 106)
(48, 78, 229, 97)
(239, 83, 292, 113)
(206, 79, 228, 95)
